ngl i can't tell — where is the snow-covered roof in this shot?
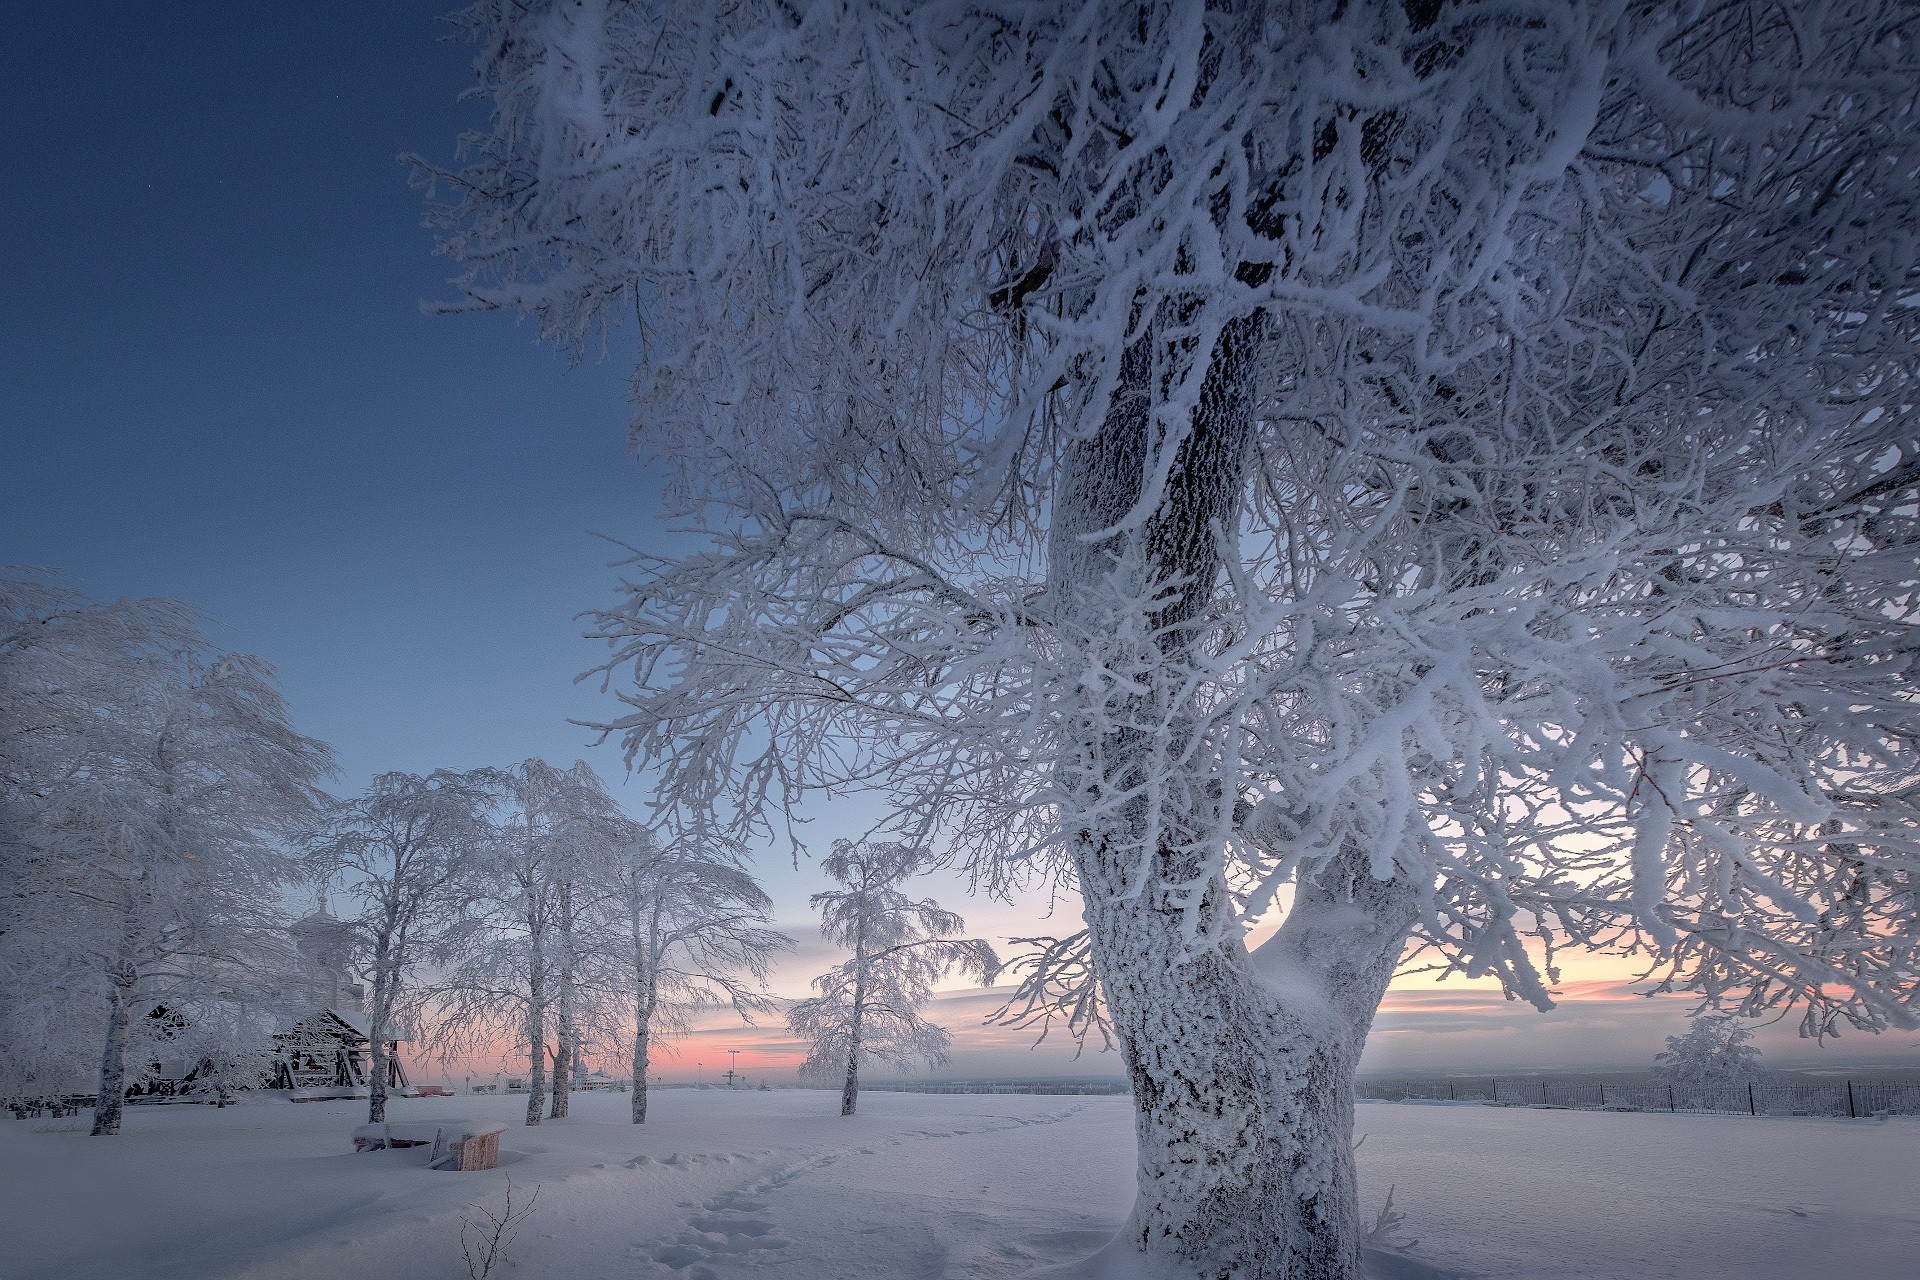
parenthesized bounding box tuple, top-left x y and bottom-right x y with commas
(278, 1007, 405, 1045)
(329, 1009, 369, 1036)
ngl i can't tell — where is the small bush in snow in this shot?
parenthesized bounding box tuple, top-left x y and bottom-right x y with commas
(1655, 1014, 1763, 1089)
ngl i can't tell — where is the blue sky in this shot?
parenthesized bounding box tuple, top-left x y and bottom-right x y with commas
(4, 2, 647, 792)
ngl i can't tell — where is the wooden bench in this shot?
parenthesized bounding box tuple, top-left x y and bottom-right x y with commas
(352, 1119, 447, 1151)
(352, 1118, 507, 1171)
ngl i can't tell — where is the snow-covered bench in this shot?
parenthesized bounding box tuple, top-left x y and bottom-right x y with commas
(352, 1118, 507, 1171)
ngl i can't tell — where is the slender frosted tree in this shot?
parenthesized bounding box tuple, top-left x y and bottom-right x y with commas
(422, 3, 1920, 1274)
(597, 827, 787, 1123)
(427, 758, 623, 1125)
(787, 841, 996, 1116)
(545, 849, 583, 1119)
(1, 575, 330, 1133)
(1, 577, 190, 1098)
(305, 768, 502, 1123)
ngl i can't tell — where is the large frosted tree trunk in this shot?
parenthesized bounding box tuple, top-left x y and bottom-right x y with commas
(1053, 314, 1417, 1277)
(90, 953, 139, 1137)
(1082, 847, 1414, 1279)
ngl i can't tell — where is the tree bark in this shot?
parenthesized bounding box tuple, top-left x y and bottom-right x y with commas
(90, 958, 138, 1137)
(549, 1014, 573, 1119)
(838, 1036, 861, 1117)
(631, 1022, 650, 1123)
(524, 930, 547, 1126)
(631, 906, 658, 1123)
(1083, 846, 1414, 1279)
(549, 880, 574, 1119)
(1053, 312, 1418, 1276)
(840, 911, 867, 1117)
(367, 944, 392, 1124)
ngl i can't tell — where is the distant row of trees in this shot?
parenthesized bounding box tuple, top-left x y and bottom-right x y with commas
(1, 573, 995, 1132)
(321, 768, 999, 1124)
(310, 759, 790, 1127)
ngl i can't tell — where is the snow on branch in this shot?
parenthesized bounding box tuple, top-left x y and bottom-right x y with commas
(427, 0, 1920, 1036)
(988, 930, 1113, 1055)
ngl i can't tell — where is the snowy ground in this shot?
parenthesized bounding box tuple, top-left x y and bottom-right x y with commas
(1, 1090, 1913, 1279)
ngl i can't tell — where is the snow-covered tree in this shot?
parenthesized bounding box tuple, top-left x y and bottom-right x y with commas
(1, 574, 330, 1133)
(85, 653, 327, 1136)
(542, 767, 642, 1120)
(543, 844, 585, 1119)
(426, 758, 624, 1125)
(787, 841, 996, 1115)
(305, 768, 502, 1123)
(422, 3, 1920, 1274)
(2, 577, 182, 1097)
(595, 826, 787, 1123)
(1655, 1013, 1762, 1091)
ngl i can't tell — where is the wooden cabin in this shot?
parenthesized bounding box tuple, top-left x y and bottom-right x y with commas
(268, 1009, 407, 1092)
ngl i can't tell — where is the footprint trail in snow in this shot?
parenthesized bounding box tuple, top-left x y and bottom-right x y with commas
(635, 1105, 1096, 1279)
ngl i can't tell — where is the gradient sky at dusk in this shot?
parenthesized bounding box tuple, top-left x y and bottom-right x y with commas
(8, 4, 1915, 1084)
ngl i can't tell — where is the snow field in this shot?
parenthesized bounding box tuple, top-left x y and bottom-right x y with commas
(1, 1089, 1912, 1279)
(1350, 1099, 1918, 1279)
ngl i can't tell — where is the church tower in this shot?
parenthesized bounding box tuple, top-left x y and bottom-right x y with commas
(287, 890, 364, 1013)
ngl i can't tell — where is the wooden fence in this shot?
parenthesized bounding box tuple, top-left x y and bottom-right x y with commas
(1356, 1075, 1920, 1118)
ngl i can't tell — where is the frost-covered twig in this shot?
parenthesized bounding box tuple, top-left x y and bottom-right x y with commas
(988, 931, 1112, 1054)
(460, 1175, 540, 1280)
(1362, 1184, 1417, 1252)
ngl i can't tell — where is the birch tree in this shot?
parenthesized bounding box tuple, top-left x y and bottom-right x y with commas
(596, 827, 786, 1123)
(305, 768, 502, 1123)
(787, 841, 996, 1116)
(545, 843, 584, 1118)
(549, 763, 643, 1119)
(422, 2, 1920, 1274)
(1, 577, 192, 1097)
(1, 576, 330, 1132)
(428, 758, 623, 1125)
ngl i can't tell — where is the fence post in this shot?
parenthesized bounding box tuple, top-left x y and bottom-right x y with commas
(1668, 1085, 1676, 1113)
(1491, 1078, 1497, 1103)
(1448, 1079, 1455, 1101)
(1598, 1083, 1605, 1107)
(1748, 1082, 1755, 1116)
(1847, 1080, 1857, 1119)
